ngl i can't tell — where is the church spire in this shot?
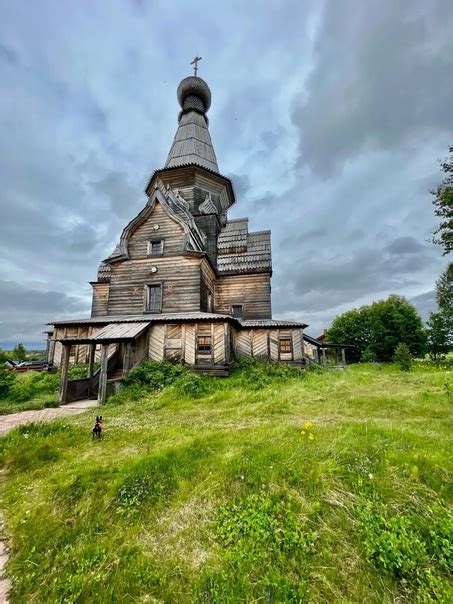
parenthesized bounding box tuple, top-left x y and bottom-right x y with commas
(165, 67, 219, 173)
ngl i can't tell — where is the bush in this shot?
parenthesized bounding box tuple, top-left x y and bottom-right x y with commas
(394, 342, 412, 371)
(123, 360, 186, 390)
(8, 371, 59, 402)
(0, 368, 16, 399)
(174, 372, 209, 398)
(233, 356, 304, 390)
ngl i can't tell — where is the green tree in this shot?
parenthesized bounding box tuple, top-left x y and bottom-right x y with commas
(12, 343, 27, 361)
(394, 342, 412, 371)
(435, 263, 453, 325)
(426, 312, 450, 361)
(328, 307, 372, 363)
(432, 149, 453, 255)
(328, 295, 426, 362)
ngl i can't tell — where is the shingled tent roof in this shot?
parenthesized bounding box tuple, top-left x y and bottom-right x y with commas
(164, 75, 219, 173)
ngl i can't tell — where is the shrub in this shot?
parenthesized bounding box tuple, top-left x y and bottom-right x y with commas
(233, 356, 304, 390)
(174, 372, 209, 398)
(8, 371, 59, 402)
(123, 360, 186, 389)
(394, 342, 412, 371)
(0, 368, 16, 399)
(361, 348, 376, 363)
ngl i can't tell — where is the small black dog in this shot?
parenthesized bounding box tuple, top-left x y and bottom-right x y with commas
(92, 415, 103, 440)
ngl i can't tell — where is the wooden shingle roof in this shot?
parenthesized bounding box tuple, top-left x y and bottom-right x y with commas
(217, 220, 272, 274)
(165, 111, 219, 173)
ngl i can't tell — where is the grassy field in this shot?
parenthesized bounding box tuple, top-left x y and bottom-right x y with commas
(0, 360, 452, 602)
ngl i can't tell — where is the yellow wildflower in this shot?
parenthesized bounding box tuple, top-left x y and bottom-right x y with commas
(303, 421, 313, 430)
(308, 433, 314, 441)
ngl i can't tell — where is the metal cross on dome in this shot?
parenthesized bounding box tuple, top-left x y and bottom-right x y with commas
(191, 55, 202, 76)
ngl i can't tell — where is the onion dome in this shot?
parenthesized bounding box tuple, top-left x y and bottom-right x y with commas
(165, 74, 219, 173)
(177, 76, 212, 115)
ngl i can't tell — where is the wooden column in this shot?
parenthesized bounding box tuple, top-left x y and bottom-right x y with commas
(322, 347, 327, 366)
(123, 342, 132, 375)
(98, 344, 109, 404)
(341, 348, 346, 366)
(59, 344, 70, 404)
(87, 344, 95, 378)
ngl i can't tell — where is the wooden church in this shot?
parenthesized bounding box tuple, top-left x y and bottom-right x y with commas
(47, 67, 325, 403)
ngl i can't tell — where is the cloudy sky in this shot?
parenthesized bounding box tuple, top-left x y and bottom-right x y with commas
(1, 0, 452, 347)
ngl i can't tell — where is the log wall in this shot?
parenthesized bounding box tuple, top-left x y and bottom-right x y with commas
(215, 274, 272, 319)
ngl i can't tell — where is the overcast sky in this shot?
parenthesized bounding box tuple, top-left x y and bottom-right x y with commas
(1, 0, 452, 347)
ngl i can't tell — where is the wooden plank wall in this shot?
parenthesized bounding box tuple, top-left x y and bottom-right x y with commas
(236, 330, 252, 356)
(128, 201, 186, 258)
(213, 324, 225, 364)
(107, 256, 201, 315)
(215, 274, 272, 319)
(252, 330, 268, 357)
(149, 325, 165, 360)
(164, 324, 182, 362)
(184, 324, 196, 365)
(91, 283, 109, 317)
(293, 329, 303, 361)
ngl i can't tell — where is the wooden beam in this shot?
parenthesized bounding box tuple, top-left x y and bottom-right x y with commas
(59, 344, 70, 404)
(123, 342, 132, 375)
(341, 348, 346, 366)
(322, 347, 327, 366)
(98, 344, 109, 404)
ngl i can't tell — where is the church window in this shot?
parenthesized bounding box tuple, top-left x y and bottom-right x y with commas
(69, 345, 77, 357)
(279, 337, 292, 355)
(147, 240, 164, 256)
(145, 283, 162, 312)
(197, 335, 211, 354)
(231, 304, 243, 318)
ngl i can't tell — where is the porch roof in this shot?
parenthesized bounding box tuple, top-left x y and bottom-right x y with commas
(60, 321, 150, 344)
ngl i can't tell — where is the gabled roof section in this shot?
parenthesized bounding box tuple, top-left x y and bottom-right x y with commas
(217, 219, 272, 275)
(165, 110, 219, 173)
(104, 184, 206, 263)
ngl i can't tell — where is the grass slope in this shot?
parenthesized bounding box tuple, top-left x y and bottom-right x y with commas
(1, 361, 452, 602)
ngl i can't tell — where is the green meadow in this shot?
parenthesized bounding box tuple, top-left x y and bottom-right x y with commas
(1, 360, 452, 602)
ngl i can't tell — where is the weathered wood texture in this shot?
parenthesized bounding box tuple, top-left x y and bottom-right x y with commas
(200, 258, 216, 312)
(91, 283, 110, 317)
(152, 168, 233, 214)
(107, 256, 201, 315)
(149, 325, 165, 360)
(235, 328, 303, 362)
(215, 274, 272, 319)
(128, 200, 186, 259)
(184, 324, 196, 365)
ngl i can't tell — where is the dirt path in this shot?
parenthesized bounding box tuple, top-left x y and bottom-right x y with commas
(0, 400, 99, 437)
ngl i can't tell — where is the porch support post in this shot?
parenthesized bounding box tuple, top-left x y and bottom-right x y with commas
(341, 348, 346, 366)
(123, 342, 132, 376)
(322, 347, 327, 366)
(59, 344, 70, 404)
(87, 343, 95, 397)
(98, 344, 109, 404)
(87, 344, 95, 378)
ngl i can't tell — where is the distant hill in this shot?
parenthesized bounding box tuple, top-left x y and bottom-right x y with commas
(410, 291, 437, 323)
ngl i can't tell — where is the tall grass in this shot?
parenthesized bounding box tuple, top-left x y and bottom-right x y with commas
(0, 360, 452, 602)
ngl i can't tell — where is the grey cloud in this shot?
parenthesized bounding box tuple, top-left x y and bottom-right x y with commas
(0, 280, 90, 343)
(293, 0, 453, 175)
(386, 236, 425, 255)
(0, 42, 19, 65)
(89, 170, 144, 218)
